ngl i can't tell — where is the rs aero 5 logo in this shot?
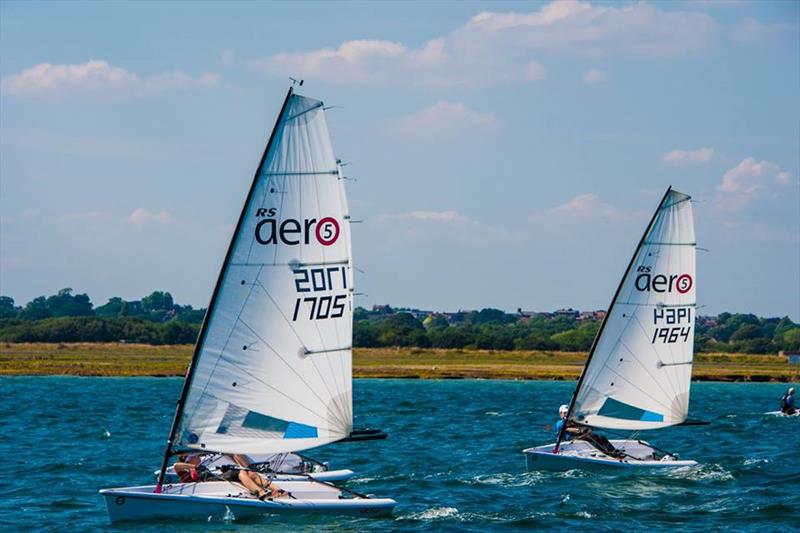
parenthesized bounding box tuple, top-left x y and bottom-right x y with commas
(635, 266, 692, 294)
(254, 208, 340, 247)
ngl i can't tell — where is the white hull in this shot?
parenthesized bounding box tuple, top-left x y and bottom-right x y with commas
(765, 410, 800, 417)
(100, 481, 396, 523)
(523, 439, 697, 472)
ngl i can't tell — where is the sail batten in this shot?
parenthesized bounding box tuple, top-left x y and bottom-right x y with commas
(571, 189, 696, 431)
(172, 91, 354, 455)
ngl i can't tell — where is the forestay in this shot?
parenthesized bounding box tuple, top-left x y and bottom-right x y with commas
(176, 91, 354, 454)
(572, 189, 696, 431)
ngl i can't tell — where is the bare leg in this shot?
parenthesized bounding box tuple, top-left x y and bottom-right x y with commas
(237, 470, 267, 497)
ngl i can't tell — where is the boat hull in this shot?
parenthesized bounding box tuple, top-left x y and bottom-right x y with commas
(100, 481, 396, 523)
(523, 439, 697, 472)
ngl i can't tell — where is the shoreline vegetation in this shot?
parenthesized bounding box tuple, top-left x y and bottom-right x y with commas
(1, 343, 798, 382)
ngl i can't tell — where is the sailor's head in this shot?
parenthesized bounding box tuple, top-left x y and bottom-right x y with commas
(559, 404, 569, 419)
(790, 387, 796, 395)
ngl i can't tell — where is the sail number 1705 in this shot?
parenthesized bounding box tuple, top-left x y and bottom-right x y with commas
(651, 307, 692, 344)
(291, 266, 348, 321)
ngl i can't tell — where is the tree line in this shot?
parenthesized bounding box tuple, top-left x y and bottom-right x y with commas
(0, 290, 798, 354)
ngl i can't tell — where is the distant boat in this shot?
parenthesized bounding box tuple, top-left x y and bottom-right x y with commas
(101, 86, 396, 522)
(524, 187, 700, 471)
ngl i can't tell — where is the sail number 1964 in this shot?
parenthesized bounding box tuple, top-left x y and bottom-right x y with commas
(291, 266, 348, 321)
(651, 307, 692, 344)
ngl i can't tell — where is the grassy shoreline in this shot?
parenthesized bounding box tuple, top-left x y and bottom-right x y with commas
(1, 343, 798, 382)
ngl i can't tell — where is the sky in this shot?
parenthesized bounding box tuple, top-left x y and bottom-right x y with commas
(0, 0, 798, 319)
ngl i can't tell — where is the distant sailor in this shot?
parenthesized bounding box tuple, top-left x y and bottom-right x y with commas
(780, 387, 796, 415)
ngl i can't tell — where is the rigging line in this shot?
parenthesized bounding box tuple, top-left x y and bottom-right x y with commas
(253, 279, 348, 429)
(213, 355, 335, 427)
(630, 314, 680, 401)
(183, 264, 265, 428)
(236, 319, 349, 430)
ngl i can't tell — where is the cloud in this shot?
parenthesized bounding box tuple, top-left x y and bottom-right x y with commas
(127, 208, 172, 227)
(2, 60, 218, 98)
(545, 193, 634, 222)
(257, 1, 718, 86)
(583, 68, 608, 84)
(714, 157, 792, 210)
(732, 17, 792, 42)
(386, 101, 496, 140)
(662, 147, 715, 165)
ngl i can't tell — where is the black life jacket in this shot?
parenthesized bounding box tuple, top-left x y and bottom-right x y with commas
(781, 394, 789, 410)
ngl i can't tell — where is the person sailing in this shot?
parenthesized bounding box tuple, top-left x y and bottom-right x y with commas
(780, 387, 797, 415)
(173, 453, 289, 500)
(556, 405, 625, 459)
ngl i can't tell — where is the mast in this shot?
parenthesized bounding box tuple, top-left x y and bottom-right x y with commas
(155, 87, 294, 492)
(554, 186, 672, 453)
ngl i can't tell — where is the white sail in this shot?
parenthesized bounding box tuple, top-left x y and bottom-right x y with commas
(572, 189, 696, 431)
(176, 91, 354, 454)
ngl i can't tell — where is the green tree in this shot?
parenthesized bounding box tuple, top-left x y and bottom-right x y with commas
(0, 296, 19, 318)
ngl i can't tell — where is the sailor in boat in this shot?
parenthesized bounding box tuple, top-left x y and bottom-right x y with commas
(173, 453, 289, 500)
(555, 405, 625, 459)
(780, 387, 797, 415)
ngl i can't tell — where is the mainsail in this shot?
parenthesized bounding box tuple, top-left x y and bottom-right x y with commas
(169, 88, 354, 456)
(568, 188, 696, 431)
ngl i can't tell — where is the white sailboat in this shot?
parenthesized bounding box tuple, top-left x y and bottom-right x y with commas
(524, 187, 700, 471)
(101, 87, 396, 522)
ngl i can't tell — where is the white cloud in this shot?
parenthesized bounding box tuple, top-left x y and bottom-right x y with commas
(714, 157, 792, 210)
(546, 193, 633, 222)
(662, 147, 715, 165)
(257, 1, 718, 86)
(732, 17, 791, 42)
(583, 68, 608, 84)
(2, 60, 218, 98)
(387, 101, 496, 140)
(127, 208, 172, 227)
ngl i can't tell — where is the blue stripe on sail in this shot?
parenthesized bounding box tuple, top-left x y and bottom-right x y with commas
(283, 422, 318, 439)
(598, 397, 664, 423)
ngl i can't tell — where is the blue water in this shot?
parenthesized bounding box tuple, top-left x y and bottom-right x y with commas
(1, 378, 797, 531)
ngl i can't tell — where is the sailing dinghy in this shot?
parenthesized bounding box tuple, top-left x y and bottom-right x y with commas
(524, 187, 700, 471)
(101, 87, 396, 522)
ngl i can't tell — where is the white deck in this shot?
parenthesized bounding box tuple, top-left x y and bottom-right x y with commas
(100, 480, 396, 522)
(523, 439, 697, 472)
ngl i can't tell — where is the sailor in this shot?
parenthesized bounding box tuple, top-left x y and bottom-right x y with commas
(780, 387, 796, 415)
(556, 405, 625, 459)
(555, 405, 574, 440)
(173, 453, 289, 500)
